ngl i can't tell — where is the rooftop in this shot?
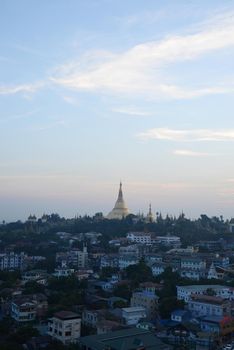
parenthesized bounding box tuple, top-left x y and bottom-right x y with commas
(53, 310, 80, 320)
(79, 328, 171, 350)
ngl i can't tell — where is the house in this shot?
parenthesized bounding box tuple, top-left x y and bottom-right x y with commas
(122, 306, 146, 325)
(171, 309, 191, 323)
(11, 293, 48, 322)
(53, 267, 75, 277)
(48, 311, 81, 345)
(177, 284, 234, 302)
(100, 254, 119, 269)
(76, 269, 93, 281)
(179, 268, 206, 281)
(22, 270, 48, 285)
(136, 321, 155, 331)
(151, 262, 176, 276)
(11, 297, 37, 322)
(94, 281, 115, 292)
(180, 257, 206, 270)
(188, 295, 231, 318)
(118, 255, 139, 270)
(139, 282, 162, 293)
(200, 315, 234, 337)
(130, 291, 158, 320)
(79, 328, 172, 350)
(82, 309, 105, 328)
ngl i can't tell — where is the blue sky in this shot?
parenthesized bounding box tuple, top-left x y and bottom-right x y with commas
(1, 0, 234, 221)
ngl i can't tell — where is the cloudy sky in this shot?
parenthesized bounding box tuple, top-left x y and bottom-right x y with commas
(1, 0, 234, 221)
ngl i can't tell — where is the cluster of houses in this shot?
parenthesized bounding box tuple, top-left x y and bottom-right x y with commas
(1, 229, 234, 350)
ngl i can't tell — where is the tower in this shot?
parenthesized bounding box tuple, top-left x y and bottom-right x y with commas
(146, 203, 154, 223)
(106, 182, 129, 220)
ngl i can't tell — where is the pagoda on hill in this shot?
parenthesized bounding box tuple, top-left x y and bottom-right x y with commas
(106, 182, 129, 220)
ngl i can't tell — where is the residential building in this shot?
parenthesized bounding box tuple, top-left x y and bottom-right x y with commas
(151, 262, 176, 276)
(11, 294, 48, 322)
(122, 306, 146, 325)
(82, 309, 106, 328)
(188, 295, 231, 318)
(53, 267, 75, 278)
(127, 232, 152, 244)
(200, 315, 234, 337)
(180, 257, 206, 270)
(48, 311, 81, 345)
(177, 284, 234, 302)
(153, 236, 181, 247)
(0, 251, 27, 270)
(119, 255, 139, 270)
(11, 298, 37, 322)
(100, 254, 119, 269)
(171, 310, 191, 323)
(131, 291, 158, 320)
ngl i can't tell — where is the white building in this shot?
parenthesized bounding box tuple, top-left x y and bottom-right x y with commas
(177, 285, 234, 303)
(48, 311, 81, 345)
(153, 236, 181, 247)
(188, 295, 231, 318)
(11, 298, 37, 322)
(127, 232, 151, 244)
(122, 307, 146, 325)
(0, 251, 27, 270)
(53, 267, 75, 278)
(118, 255, 139, 270)
(151, 263, 177, 276)
(180, 257, 206, 270)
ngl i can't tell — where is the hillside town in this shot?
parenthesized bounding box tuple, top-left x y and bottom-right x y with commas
(0, 185, 234, 349)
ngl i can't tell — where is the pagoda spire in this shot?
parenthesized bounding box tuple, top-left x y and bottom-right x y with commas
(117, 181, 123, 201)
(106, 181, 129, 220)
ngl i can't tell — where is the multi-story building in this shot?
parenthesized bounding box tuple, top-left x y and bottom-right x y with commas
(11, 293, 48, 322)
(118, 255, 139, 270)
(48, 311, 81, 345)
(0, 251, 27, 270)
(180, 257, 206, 270)
(153, 236, 181, 248)
(11, 298, 37, 322)
(100, 254, 119, 269)
(53, 267, 75, 278)
(121, 307, 147, 325)
(127, 232, 152, 244)
(188, 295, 231, 318)
(130, 291, 158, 320)
(151, 262, 177, 276)
(56, 246, 88, 269)
(82, 310, 103, 328)
(177, 284, 234, 302)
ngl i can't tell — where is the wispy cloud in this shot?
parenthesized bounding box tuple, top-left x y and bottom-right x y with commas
(51, 11, 234, 99)
(173, 149, 213, 157)
(29, 119, 67, 132)
(111, 106, 151, 117)
(62, 95, 79, 106)
(0, 81, 45, 95)
(137, 128, 234, 142)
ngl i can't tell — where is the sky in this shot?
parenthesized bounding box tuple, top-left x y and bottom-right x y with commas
(1, 0, 234, 221)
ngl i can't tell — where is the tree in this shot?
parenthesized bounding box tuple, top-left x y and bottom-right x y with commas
(159, 297, 185, 319)
(125, 259, 153, 285)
